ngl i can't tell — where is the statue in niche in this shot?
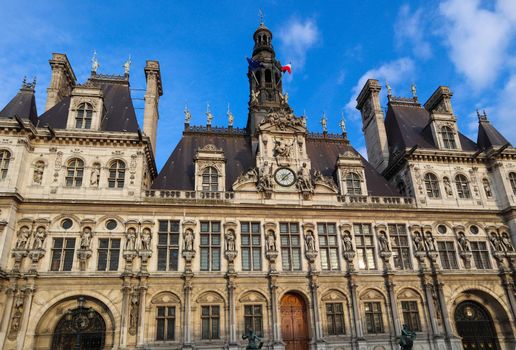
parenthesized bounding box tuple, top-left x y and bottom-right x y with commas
(90, 163, 100, 187)
(141, 228, 152, 251)
(425, 232, 437, 251)
(273, 138, 293, 158)
(32, 227, 46, 250)
(184, 229, 194, 251)
(266, 230, 276, 252)
(443, 177, 453, 196)
(33, 161, 45, 185)
(342, 231, 354, 252)
(225, 230, 236, 251)
(457, 232, 471, 252)
(482, 178, 492, 198)
(296, 163, 312, 191)
(489, 232, 505, 252)
(257, 161, 273, 192)
(129, 293, 139, 332)
(378, 231, 391, 252)
(413, 232, 425, 252)
(15, 226, 31, 250)
(501, 232, 514, 252)
(80, 227, 93, 249)
(125, 227, 137, 251)
(305, 230, 316, 252)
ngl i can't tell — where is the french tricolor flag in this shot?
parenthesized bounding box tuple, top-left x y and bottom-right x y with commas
(281, 63, 292, 74)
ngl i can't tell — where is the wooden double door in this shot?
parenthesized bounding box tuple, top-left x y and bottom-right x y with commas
(280, 293, 309, 350)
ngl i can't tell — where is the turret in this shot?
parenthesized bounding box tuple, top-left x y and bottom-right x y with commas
(143, 60, 163, 155)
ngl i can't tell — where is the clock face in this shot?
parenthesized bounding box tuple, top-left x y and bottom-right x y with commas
(274, 167, 296, 187)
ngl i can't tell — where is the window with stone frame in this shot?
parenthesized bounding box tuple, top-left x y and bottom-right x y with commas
(65, 158, 84, 187)
(200, 221, 221, 271)
(326, 302, 345, 335)
(157, 220, 180, 271)
(201, 305, 220, 340)
(50, 238, 76, 271)
(470, 241, 492, 269)
(108, 160, 126, 188)
(401, 301, 421, 332)
(437, 241, 459, 269)
(0, 149, 11, 180)
(241, 222, 262, 271)
(455, 174, 471, 199)
(388, 224, 412, 270)
(364, 302, 384, 334)
(440, 126, 457, 149)
(156, 306, 176, 341)
(424, 173, 440, 198)
(97, 238, 120, 271)
(345, 172, 362, 195)
(354, 223, 376, 270)
(75, 102, 93, 129)
(202, 166, 219, 192)
(317, 223, 339, 271)
(244, 305, 263, 337)
(509, 172, 516, 194)
(280, 222, 302, 271)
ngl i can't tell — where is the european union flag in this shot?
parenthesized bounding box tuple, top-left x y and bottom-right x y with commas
(247, 57, 263, 71)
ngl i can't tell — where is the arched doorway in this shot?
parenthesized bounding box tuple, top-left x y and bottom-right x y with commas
(280, 292, 309, 350)
(51, 303, 106, 350)
(454, 301, 499, 350)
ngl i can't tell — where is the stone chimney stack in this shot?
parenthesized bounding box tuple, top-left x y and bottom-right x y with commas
(45, 53, 76, 111)
(143, 60, 163, 155)
(356, 79, 389, 172)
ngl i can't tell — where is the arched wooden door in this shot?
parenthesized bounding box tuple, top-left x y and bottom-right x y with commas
(454, 301, 499, 350)
(280, 292, 309, 350)
(51, 307, 105, 350)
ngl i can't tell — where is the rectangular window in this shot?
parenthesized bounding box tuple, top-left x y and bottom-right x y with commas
(354, 224, 376, 270)
(156, 306, 176, 341)
(97, 238, 120, 271)
(318, 223, 339, 271)
(51, 238, 76, 271)
(241, 222, 262, 271)
(364, 302, 384, 334)
(280, 222, 301, 271)
(201, 305, 220, 340)
(437, 241, 458, 269)
(401, 301, 421, 332)
(470, 241, 492, 269)
(388, 224, 412, 270)
(200, 221, 221, 271)
(244, 305, 263, 337)
(326, 303, 345, 335)
(157, 220, 180, 271)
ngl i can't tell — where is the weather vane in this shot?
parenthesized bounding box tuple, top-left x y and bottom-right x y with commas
(259, 9, 264, 25)
(206, 103, 214, 126)
(227, 103, 234, 127)
(91, 50, 99, 73)
(321, 112, 327, 133)
(340, 111, 347, 134)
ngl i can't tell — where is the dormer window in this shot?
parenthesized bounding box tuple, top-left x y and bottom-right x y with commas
(346, 172, 362, 195)
(108, 160, 126, 188)
(440, 126, 456, 149)
(202, 167, 219, 192)
(75, 103, 93, 129)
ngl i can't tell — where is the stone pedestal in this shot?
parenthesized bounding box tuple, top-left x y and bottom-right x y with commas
(342, 251, 356, 272)
(138, 250, 152, 272)
(77, 249, 92, 271)
(123, 250, 138, 273)
(10, 250, 28, 272)
(459, 251, 473, 269)
(27, 249, 45, 273)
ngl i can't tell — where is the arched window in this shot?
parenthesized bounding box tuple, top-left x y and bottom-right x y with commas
(75, 103, 93, 129)
(424, 173, 440, 198)
(202, 167, 218, 192)
(346, 173, 362, 195)
(108, 160, 126, 188)
(65, 158, 84, 187)
(441, 126, 457, 149)
(455, 174, 471, 199)
(0, 149, 11, 180)
(509, 172, 516, 194)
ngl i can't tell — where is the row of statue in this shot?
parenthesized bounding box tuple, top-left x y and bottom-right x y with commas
(14, 226, 47, 251)
(31, 160, 110, 188)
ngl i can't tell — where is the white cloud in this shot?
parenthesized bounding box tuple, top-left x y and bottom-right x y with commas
(439, 0, 516, 90)
(491, 74, 516, 140)
(394, 4, 432, 59)
(278, 17, 320, 70)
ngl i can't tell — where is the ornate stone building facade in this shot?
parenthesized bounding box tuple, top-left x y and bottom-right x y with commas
(0, 23, 515, 350)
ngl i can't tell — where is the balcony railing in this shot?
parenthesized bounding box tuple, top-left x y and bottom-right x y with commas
(337, 195, 414, 207)
(145, 190, 235, 200)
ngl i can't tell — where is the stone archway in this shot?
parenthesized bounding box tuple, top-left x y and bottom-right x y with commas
(280, 292, 309, 350)
(454, 301, 498, 350)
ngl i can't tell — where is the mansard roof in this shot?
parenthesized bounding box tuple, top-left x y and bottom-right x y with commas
(0, 84, 38, 125)
(152, 128, 399, 196)
(38, 76, 139, 133)
(477, 116, 511, 150)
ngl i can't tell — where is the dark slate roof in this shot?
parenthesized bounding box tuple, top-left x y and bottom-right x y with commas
(385, 102, 479, 155)
(0, 87, 38, 125)
(38, 80, 139, 132)
(477, 118, 511, 149)
(153, 131, 400, 196)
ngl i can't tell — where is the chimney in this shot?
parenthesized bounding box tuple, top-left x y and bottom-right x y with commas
(45, 53, 76, 111)
(143, 60, 163, 155)
(356, 79, 389, 172)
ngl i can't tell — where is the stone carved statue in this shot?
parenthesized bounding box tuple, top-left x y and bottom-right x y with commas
(225, 230, 236, 251)
(90, 163, 100, 187)
(305, 231, 316, 252)
(141, 228, 152, 251)
(257, 161, 273, 192)
(184, 229, 194, 251)
(399, 324, 416, 350)
(273, 138, 293, 158)
(266, 230, 276, 252)
(129, 292, 139, 332)
(443, 177, 453, 196)
(80, 227, 93, 249)
(482, 178, 492, 198)
(33, 161, 45, 185)
(490, 232, 505, 252)
(32, 227, 46, 250)
(413, 232, 425, 252)
(15, 226, 31, 250)
(250, 90, 260, 105)
(501, 232, 514, 252)
(125, 227, 137, 251)
(342, 231, 354, 252)
(425, 232, 437, 251)
(280, 92, 289, 105)
(378, 232, 391, 252)
(296, 163, 312, 192)
(457, 232, 471, 252)
(123, 55, 131, 75)
(242, 327, 263, 349)
(184, 106, 192, 124)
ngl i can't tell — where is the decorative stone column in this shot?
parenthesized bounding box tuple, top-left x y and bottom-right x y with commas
(308, 273, 325, 349)
(119, 274, 132, 348)
(268, 273, 283, 350)
(182, 272, 194, 349)
(136, 275, 148, 346)
(347, 272, 365, 348)
(0, 277, 17, 349)
(226, 272, 238, 349)
(15, 276, 35, 350)
(384, 278, 400, 346)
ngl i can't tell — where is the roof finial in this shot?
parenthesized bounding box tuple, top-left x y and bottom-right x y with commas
(259, 9, 264, 25)
(321, 112, 327, 133)
(206, 103, 213, 127)
(386, 81, 392, 98)
(32, 76, 37, 88)
(411, 83, 417, 98)
(91, 50, 99, 74)
(21, 76, 27, 88)
(184, 104, 192, 125)
(477, 108, 488, 122)
(227, 103, 234, 127)
(340, 110, 347, 134)
(123, 55, 131, 75)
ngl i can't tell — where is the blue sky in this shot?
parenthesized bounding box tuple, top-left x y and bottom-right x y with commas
(1, 1, 516, 169)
